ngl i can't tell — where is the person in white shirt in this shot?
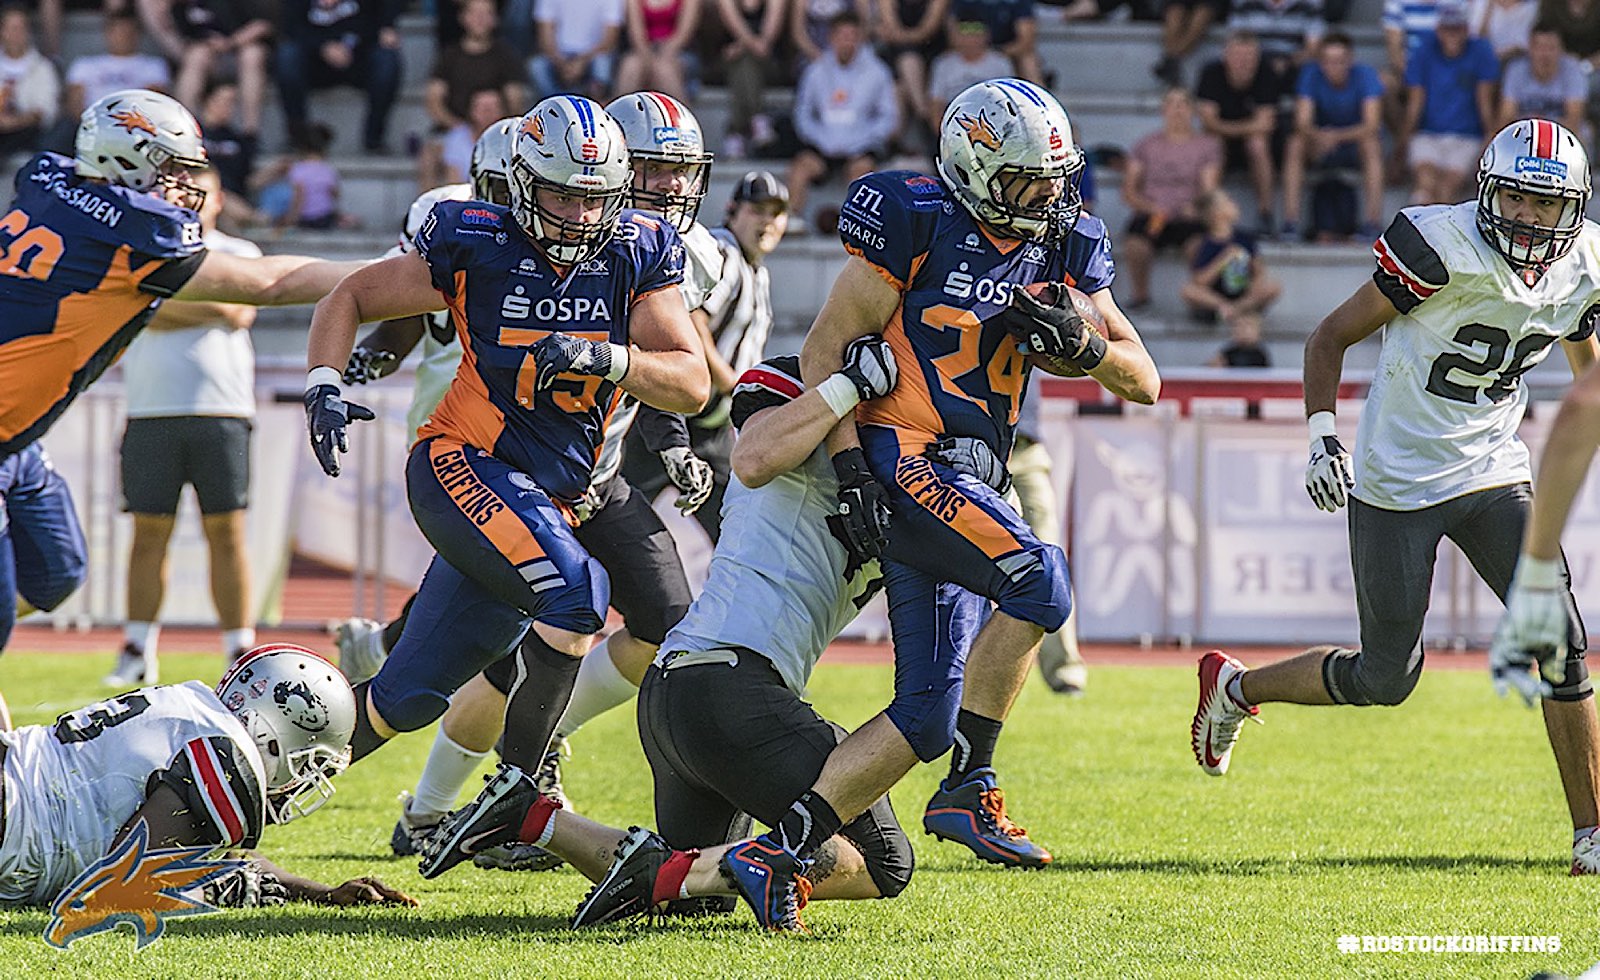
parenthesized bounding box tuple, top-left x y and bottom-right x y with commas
(65, 11, 171, 118)
(105, 170, 263, 687)
(0, 5, 58, 157)
(528, 0, 624, 99)
(926, 19, 1013, 136)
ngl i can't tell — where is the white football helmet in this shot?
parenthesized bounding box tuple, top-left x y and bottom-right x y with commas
(937, 78, 1084, 242)
(508, 95, 631, 265)
(1477, 119, 1591, 269)
(605, 91, 713, 233)
(215, 643, 357, 824)
(75, 88, 209, 210)
(471, 116, 518, 207)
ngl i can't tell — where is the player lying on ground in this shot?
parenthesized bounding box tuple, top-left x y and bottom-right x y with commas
(0, 645, 413, 908)
(1193, 118, 1600, 875)
(412, 346, 910, 933)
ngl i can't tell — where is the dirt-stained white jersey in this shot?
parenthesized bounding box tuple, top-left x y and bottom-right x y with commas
(1358, 202, 1600, 509)
(0, 681, 267, 905)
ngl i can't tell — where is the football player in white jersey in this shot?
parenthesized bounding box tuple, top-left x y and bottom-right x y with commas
(1193, 119, 1600, 874)
(0, 644, 412, 908)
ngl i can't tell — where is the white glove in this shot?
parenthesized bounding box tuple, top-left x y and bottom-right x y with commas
(661, 446, 715, 515)
(1304, 411, 1354, 513)
(1490, 555, 1569, 707)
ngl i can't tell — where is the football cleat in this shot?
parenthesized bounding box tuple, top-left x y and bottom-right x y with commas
(719, 838, 813, 933)
(473, 841, 565, 873)
(535, 736, 570, 809)
(570, 826, 674, 928)
(1573, 829, 1600, 876)
(418, 763, 552, 880)
(390, 792, 443, 857)
(923, 767, 1052, 868)
(103, 643, 155, 688)
(1191, 650, 1261, 777)
(332, 617, 387, 684)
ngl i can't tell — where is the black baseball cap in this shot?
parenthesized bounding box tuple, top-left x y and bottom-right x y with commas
(731, 170, 789, 211)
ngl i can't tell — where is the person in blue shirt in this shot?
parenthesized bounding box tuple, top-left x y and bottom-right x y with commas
(1283, 32, 1386, 238)
(1404, 0, 1500, 203)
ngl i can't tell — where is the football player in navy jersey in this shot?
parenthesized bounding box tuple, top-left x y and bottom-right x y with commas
(299, 97, 708, 818)
(704, 79, 1162, 928)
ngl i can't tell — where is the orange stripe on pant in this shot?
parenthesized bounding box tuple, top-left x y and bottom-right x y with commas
(887, 430, 1024, 561)
(427, 438, 546, 567)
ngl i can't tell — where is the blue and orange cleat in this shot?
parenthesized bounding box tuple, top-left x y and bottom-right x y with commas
(923, 767, 1053, 868)
(718, 838, 813, 933)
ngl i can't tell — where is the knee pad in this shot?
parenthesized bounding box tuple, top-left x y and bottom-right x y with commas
(1548, 651, 1593, 703)
(17, 560, 85, 612)
(993, 543, 1072, 633)
(864, 824, 915, 899)
(885, 676, 963, 762)
(367, 674, 450, 733)
(1322, 647, 1422, 707)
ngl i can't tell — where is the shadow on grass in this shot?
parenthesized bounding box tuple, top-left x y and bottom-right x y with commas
(928, 853, 1555, 876)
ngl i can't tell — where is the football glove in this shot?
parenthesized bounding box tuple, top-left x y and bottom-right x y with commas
(201, 863, 289, 908)
(1490, 556, 1569, 707)
(530, 333, 623, 392)
(995, 285, 1106, 370)
(342, 346, 398, 385)
(1304, 415, 1354, 512)
(839, 334, 899, 401)
(831, 447, 892, 562)
(661, 446, 715, 514)
(305, 383, 375, 478)
(926, 436, 1011, 495)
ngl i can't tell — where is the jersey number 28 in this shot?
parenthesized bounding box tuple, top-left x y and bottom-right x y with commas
(1426, 323, 1557, 405)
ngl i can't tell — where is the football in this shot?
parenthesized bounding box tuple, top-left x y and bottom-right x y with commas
(1017, 282, 1105, 377)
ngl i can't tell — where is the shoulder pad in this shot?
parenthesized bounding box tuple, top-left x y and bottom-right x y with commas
(404, 182, 472, 248)
(1372, 207, 1454, 314)
(731, 355, 804, 430)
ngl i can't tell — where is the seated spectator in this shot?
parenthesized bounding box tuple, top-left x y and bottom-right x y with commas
(1184, 189, 1281, 334)
(1154, 0, 1223, 85)
(530, 0, 624, 99)
(791, 0, 872, 66)
(715, 0, 786, 156)
(274, 0, 402, 154)
(1405, 0, 1498, 204)
(66, 11, 170, 118)
(1381, 0, 1441, 177)
(1196, 31, 1285, 234)
(1498, 23, 1584, 131)
(873, 0, 948, 153)
(0, 5, 59, 158)
(615, 0, 701, 101)
(786, 11, 898, 229)
(926, 18, 1011, 135)
(1226, 0, 1324, 75)
(1282, 31, 1383, 239)
(24, 0, 57, 58)
(1208, 309, 1271, 366)
(421, 85, 509, 189)
(199, 83, 261, 230)
(1538, 0, 1600, 135)
(950, 0, 1041, 82)
(1119, 88, 1221, 309)
(1472, 0, 1537, 62)
(254, 122, 357, 230)
(140, 0, 273, 137)
(427, 0, 526, 141)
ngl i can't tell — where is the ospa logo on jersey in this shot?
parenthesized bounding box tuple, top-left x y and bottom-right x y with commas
(500, 285, 613, 323)
(44, 819, 244, 951)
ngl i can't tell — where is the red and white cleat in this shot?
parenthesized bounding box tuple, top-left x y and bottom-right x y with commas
(1191, 650, 1260, 777)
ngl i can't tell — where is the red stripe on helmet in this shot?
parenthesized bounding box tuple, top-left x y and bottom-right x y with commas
(649, 92, 679, 127)
(1534, 119, 1554, 159)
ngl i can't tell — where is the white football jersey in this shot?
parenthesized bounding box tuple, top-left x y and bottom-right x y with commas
(0, 681, 267, 905)
(1358, 202, 1600, 509)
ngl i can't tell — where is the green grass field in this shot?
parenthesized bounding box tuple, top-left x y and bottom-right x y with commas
(0, 650, 1594, 979)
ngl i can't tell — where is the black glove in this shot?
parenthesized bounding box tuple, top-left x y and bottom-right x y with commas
(995, 285, 1106, 370)
(839, 334, 898, 401)
(831, 447, 892, 563)
(342, 346, 398, 385)
(201, 863, 289, 908)
(530, 333, 617, 392)
(305, 384, 375, 478)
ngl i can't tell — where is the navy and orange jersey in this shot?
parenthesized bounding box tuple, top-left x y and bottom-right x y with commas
(414, 201, 685, 503)
(0, 153, 206, 458)
(838, 170, 1114, 458)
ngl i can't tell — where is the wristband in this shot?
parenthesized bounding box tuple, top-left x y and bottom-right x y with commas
(817, 373, 862, 419)
(1517, 555, 1562, 590)
(306, 366, 342, 391)
(1307, 410, 1338, 440)
(605, 343, 630, 382)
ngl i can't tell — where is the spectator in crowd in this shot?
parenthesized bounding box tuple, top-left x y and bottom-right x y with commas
(1154, 0, 1223, 85)
(950, 0, 1042, 82)
(1382, 0, 1441, 176)
(0, 5, 58, 158)
(1472, 0, 1537, 62)
(275, 0, 402, 154)
(530, 0, 624, 99)
(1208, 309, 1271, 365)
(254, 122, 356, 230)
(139, 0, 273, 137)
(1281, 31, 1383, 239)
(66, 10, 171, 118)
(1404, 0, 1498, 204)
(1226, 0, 1324, 74)
(791, 0, 872, 66)
(1119, 87, 1222, 309)
(874, 0, 948, 153)
(199, 82, 261, 230)
(423, 85, 508, 188)
(1196, 30, 1284, 234)
(1184, 188, 1281, 333)
(1498, 23, 1585, 130)
(715, 0, 786, 157)
(1537, 0, 1600, 133)
(23, 0, 57, 58)
(615, 0, 702, 101)
(426, 0, 526, 143)
(108, 169, 262, 687)
(785, 11, 898, 228)
(926, 17, 1011, 135)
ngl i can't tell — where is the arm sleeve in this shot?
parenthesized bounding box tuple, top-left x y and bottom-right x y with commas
(1371, 210, 1450, 314)
(1067, 217, 1117, 295)
(632, 220, 687, 299)
(730, 354, 804, 430)
(1567, 302, 1599, 342)
(836, 172, 937, 289)
(137, 249, 210, 298)
(412, 201, 463, 296)
(635, 405, 692, 451)
(147, 735, 268, 849)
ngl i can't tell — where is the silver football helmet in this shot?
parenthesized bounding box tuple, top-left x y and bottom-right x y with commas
(471, 116, 518, 207)
(937, 78, 1084, 242)
(605, 91, 713, 233)
(1477, 118, 1591, 269)
(508, 95, 631, 265)
(75, 88, 209, 210)
(215, 643, 356, 824)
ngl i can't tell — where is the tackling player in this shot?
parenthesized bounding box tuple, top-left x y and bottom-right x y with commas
(1193, 119, 1600, 875)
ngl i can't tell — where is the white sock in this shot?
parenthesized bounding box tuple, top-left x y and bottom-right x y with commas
(554, 637, 640, 739)
(411, 729, 490, 818)
(222, 628, 256, 658)
(124, 622, 159, 661)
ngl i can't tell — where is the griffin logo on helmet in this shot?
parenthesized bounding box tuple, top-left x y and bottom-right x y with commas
(521, 114, 546, 144)
(957, 111, 1002, 152)
(108, 107, 158, 136)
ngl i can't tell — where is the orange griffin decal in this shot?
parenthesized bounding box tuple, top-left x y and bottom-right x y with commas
(108, 108, 158, 137)
(958, 111, 1002, 152)
(521, 113, 546, 144)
